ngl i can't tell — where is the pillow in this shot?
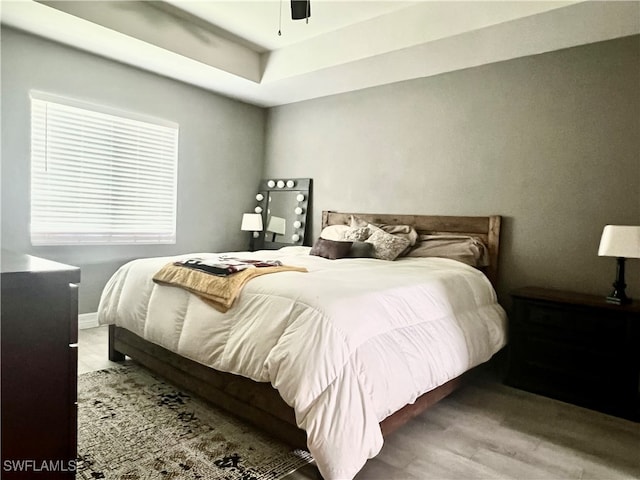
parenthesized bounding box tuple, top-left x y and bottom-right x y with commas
(374, 223, 418, 256)
(309, 238, 353, 260)
(365, 229, 411, 261)
(319, 225, 350, 241)
(344, 225, 372, 242)
(347, 241, 375, 258)
(406, 235, 489, 267)
(349, 215, 369, 228)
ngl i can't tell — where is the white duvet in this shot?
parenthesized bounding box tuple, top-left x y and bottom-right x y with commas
(98, 246, 507, 479)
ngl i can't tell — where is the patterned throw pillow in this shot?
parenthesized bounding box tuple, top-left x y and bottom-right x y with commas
(365, 229, 411, 261)
(349, 215, 369, 228)
(375, 224, 419, 256)
(344, 226, 371, 242)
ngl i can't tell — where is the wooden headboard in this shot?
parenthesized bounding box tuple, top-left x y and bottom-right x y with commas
(322, 211, 502, 287)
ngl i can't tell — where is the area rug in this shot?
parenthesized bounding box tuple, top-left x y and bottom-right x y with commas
(77, 364, 313, 480)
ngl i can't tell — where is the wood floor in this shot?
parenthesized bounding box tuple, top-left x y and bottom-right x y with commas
(79, 326, 640, 480)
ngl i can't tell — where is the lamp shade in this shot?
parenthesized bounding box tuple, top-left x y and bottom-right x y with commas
(598, 225, 640, 258)
(241, 213, 263, 232)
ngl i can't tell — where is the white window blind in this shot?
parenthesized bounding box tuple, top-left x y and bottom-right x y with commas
(30, 92, 178, 245)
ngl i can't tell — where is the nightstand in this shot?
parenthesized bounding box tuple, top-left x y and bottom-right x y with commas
(506, 287, 640, 421)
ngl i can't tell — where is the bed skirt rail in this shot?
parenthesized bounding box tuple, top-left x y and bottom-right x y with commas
(108, 325, 480, 452)
(108, 324, 309, 449)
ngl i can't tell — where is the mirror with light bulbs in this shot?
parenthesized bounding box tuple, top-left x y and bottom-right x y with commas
(253, 178, 312, 250)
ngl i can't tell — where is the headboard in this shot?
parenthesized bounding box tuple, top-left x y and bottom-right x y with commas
(321, 211, 501, 287)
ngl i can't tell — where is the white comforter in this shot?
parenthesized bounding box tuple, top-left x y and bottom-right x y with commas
(98, 246, 507, 479)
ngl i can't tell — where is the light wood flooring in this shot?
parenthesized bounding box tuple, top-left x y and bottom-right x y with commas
(79, 326, 640, 480)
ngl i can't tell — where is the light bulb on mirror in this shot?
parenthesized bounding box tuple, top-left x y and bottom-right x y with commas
(276, 180, 285, 188)
(296, 194, 305, 202)
(267, 180, 275, 188)
(294, 207, 303, 215)
(292, 234, 300, 242)
(254, 206, 263, 214)
(286, 180, 295, 188)
(256, 193, 264, 201)
(293, 220, 302, 229)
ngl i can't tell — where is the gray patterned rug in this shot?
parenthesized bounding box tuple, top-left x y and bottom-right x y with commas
(77, 365, 313, 480)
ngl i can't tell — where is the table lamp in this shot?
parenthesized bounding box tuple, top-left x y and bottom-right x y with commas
(598, 225, 640, 304)
(241, 213, 263, 251)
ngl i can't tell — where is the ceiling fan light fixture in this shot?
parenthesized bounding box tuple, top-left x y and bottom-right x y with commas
(291, 0, 311, 21)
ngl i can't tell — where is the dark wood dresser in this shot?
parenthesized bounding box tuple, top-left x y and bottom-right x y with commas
(506, 287, 640, 421)
(1, 252, 80, 478)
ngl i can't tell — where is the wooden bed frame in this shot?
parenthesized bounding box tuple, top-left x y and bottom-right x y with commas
(108, 211, 502, 451)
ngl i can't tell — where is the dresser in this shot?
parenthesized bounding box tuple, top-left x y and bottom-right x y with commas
(1, 252, 80, 478)
(506, 287, 640, 421)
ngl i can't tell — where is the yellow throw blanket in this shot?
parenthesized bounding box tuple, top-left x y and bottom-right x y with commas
(153, 263, 307, 312)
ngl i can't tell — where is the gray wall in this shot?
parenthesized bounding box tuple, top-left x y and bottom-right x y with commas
(1, 27, 266, 313)
(2, 27, 638, 312)
(265, 36, 640, 303)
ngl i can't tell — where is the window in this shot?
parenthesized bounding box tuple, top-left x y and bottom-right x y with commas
(30, 92, 178, 245)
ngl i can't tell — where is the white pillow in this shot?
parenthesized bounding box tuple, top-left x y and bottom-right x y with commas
(319, 225, 350, 241)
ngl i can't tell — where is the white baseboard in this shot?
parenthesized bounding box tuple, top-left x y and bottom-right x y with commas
(79, 312, 99, 330)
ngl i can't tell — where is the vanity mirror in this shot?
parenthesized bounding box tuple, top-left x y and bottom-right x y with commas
(253, 178, 312, 250)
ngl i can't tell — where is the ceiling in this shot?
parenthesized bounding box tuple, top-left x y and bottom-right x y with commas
(2, 1, 639, 107)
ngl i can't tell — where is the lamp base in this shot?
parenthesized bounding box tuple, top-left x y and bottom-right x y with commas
(605, 295, 631, 305)
(605, 257, 630, 305)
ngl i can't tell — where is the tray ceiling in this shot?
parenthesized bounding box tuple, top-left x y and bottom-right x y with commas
(2, 1, 639, 106)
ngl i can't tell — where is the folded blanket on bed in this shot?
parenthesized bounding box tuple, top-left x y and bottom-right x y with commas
(153, 262, 307, 312)
(176, 257, 284, 276)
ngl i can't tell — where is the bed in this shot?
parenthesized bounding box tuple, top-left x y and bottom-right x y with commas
(98, 211, 507, 479)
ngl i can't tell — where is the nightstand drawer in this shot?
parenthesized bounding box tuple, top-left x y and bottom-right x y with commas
(516, 301, 627, 351)
(521, 336, 619, 376)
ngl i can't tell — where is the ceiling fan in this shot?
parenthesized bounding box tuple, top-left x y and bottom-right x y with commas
(278, 0, 311, 36)
(291, 0, 311, 21)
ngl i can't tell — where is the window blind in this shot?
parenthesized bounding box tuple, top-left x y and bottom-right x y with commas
(30, 92, 178, 245)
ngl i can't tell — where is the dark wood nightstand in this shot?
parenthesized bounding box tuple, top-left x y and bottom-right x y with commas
(506, 287, 640, 421)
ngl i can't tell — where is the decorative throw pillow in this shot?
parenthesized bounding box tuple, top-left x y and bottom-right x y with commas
(347, 241, 375, 258)
(375, 224, 419, 256)
(349, 215, 369, 228)
(344, 226, 371, 242)
(365, 229, 411, 261)
(319, 225, 350, 241)
(309, 238, 353, 260)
